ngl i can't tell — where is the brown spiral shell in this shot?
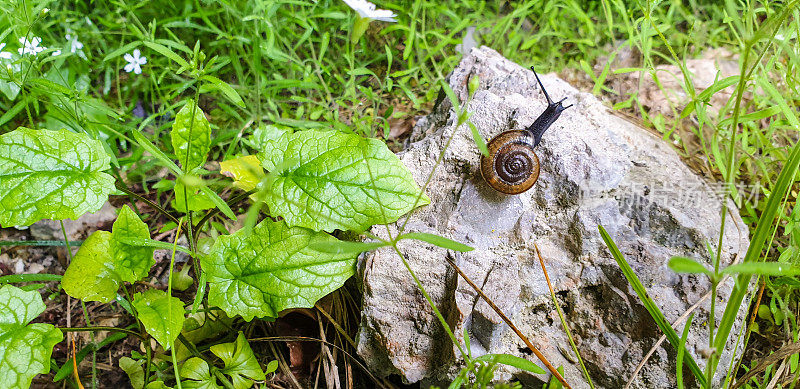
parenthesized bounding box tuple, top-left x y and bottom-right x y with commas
(480, 130, 540, 195)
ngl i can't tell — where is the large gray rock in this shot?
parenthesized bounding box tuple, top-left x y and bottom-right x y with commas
(355, 47, 749, 388)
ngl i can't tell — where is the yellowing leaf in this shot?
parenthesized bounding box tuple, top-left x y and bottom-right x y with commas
(220, 155, 264, 192)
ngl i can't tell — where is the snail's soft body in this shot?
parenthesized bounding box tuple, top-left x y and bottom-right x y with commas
(480, 67, 571, 195)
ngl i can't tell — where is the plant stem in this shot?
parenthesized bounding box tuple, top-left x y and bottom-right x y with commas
(392, 245, 465, 358)
(535, 244, 593, 388)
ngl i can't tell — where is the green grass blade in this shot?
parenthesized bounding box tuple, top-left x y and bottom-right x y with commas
(711, 73, 800, 371)
(599, 225, 707, 387)
(677, 314, 695, 389)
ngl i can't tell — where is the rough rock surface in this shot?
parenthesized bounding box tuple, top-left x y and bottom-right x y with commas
(355, 47, 749, 388)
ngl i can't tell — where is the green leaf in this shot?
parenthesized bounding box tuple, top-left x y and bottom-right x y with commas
(120, 356, 145, 389)
(103, 41, 140, 62)
(201, 75, 245, 108)
(0, 128, 115, 227)
(211, 332, 265, 389)
(131, 130, 182, 175)
(721, 262, 800, 276)
(220, 155, 264, 192)
(181, 357, 221, 389)
(62, 231, 117, 302)
(714, 69, 800, 371)
(145, 381, 172, 389)
(676, 314, 694, 389)
(0, 285, 63, 388)
(142, 41, 190, 69)
(473, 353, 546, 374)
(63, 206, 155, 302)
(112, 206, 156, 281)
(599, 225, 707, 387)
(469, 122, 489, 158)
(256, 127, 429, 232)
(668, 256, 712, 276)
(172, 182, 216, 213)
(171, 100, 211, 171)
(132, 289, 185, 350)
(398, 232, 474, 252)
(201, 218, 357, 320)
(198, 184, 236, 220)
(308, 238, 389, 255)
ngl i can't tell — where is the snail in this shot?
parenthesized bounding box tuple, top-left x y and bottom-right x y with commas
(480, 66, 572, 194)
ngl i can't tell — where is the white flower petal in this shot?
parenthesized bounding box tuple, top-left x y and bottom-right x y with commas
(138, 56, 147, 65)
(370, 9, 396, 22)
(124, 62, 135, 73)
(133, 64, 142, 74)
(0, 52, 11, 59)
(132, 48, 141, 59)
(123, 53, 134, 62)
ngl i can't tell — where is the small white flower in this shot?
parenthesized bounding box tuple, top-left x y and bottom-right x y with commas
(123, 49, 147, 74)
(52, 49, 61, 56)
(18, 37, 46, 55)
(342, 0, 396, 22)
(66, 34, 84, 53)
(0, 43, 12, 59)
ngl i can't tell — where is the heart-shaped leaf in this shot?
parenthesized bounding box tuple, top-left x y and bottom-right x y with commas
(0, 127, 114, 227)
(256, 126, 429, 232)
(63, 205, 155, 302)
(211, 332, 264, 389)
(201, 218, 357, 320)
(132, 289, 185, 350)
(181, 357, 221, 389)
(0, 285, 63, 388)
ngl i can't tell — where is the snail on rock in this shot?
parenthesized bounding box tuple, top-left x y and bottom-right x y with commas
(480, 66, 572, 194)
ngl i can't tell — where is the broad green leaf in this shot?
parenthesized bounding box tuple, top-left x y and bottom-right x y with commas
(257, 127, 429, 232)
(668, 256, 712, 276)
(398, 232, 474, 252)
(211, 332, 265, 389)
(0, 128, 115, 227)
(201, 218, 357, 320)
(171, 100, 211, 171)
(63, 206, 155, 302)
(120, 356, 145, 389)
(172, 182, 216, 213)
(473, 353, 546, 374)
(220, 155, 264, 192)
(62, 231, 117, 302)
(0, 285, 63, 388)
(145, 381, 173, 389)
(181, 357, 221, 389)
(132, 289, 185, 350)
(112, 205, 156, 281)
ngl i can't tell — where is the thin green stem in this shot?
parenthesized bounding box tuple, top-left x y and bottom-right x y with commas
(391, 245, 464, 357)
(57, 326, 145, 340)
(169, 218, 184, 389)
